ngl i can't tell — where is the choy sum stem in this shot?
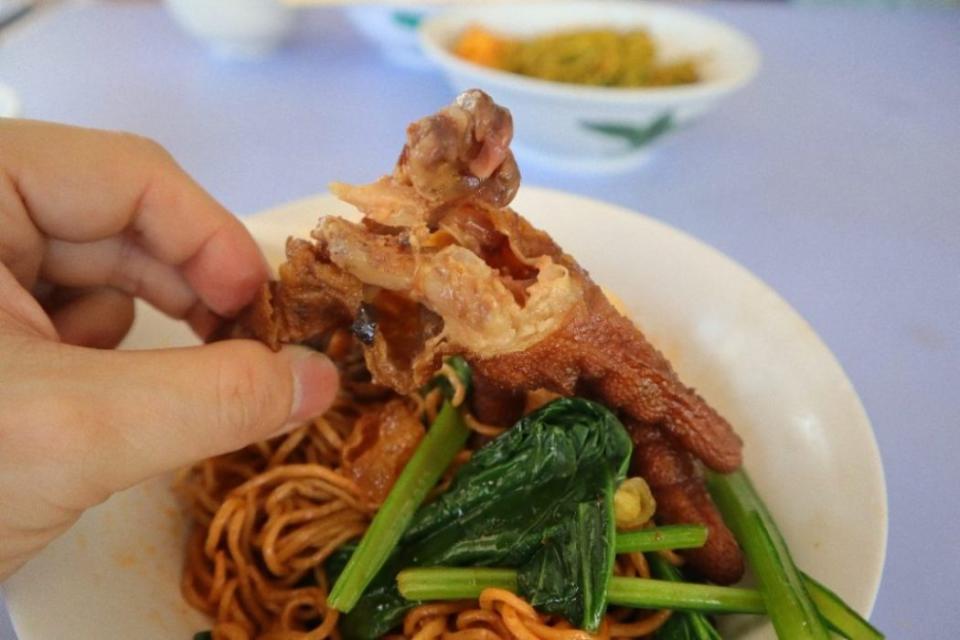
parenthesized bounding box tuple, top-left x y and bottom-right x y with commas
(396, 567, 764, 614)
(801, 572, 884, 639)
(706, 470, 830, 639)
(391, 524, 709, 602)
(397, 567, 519, 601)
(396, 566, 881, 638)
(607, 576, 764, 613)
(648, 553, 721, 639)
(615, 525, 708, 554)
(328, 401, 470, 612)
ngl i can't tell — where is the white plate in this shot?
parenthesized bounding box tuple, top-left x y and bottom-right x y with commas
(3, 187, 886, 639)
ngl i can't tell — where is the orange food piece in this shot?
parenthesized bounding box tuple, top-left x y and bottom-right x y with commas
(341, 399, 425, 505)
(454, 25, 512, 69)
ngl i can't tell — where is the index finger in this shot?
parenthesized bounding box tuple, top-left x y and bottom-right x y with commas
(0, 119, 269, 316)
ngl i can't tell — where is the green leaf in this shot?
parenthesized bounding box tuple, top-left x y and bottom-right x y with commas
(654, 612, 722, 640)
(519, 496, 614, 631)
(339, 398, 632, 638)
(581, 112, 675, 149)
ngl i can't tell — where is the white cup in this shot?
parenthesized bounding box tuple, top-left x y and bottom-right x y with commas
(164, 0, 295, 58)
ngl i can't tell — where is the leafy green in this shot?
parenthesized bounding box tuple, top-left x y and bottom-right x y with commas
(649, 554, 722, 640)
(654, 613, 722, 640)
(339, 398, 632, 638)
(192, 632, 212, 640)
(518, 495, 615, 631)
(324, 543, 355, 585)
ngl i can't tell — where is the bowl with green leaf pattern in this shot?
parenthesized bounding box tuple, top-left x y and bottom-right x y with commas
(420, 1, 760, 171)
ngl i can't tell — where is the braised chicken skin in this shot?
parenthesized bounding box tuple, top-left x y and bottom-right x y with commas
(221, 89, 745, 584)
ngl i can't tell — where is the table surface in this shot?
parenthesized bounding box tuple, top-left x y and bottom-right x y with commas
(1, 2, 958, 638)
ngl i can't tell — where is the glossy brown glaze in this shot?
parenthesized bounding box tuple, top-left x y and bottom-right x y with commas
(631, 425, 745, 585)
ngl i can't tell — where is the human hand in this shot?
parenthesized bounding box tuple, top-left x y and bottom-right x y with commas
(0, 121, 338, 580)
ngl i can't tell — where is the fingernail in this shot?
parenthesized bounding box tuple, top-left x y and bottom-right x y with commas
(288, 348, 340, 423)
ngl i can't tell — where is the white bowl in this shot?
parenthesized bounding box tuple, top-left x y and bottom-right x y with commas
(420, 1, 761, 171)
(165, 0, 295, 58)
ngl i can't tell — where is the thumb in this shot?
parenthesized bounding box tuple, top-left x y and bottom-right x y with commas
(56, 340, 339, 493)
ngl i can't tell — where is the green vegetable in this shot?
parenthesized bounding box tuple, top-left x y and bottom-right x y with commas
(802, 572, 884, 639)
(339, 398, 631, 638)
(707, 470, 831, 640)
(192, 633, 212, 640)
(394, 528, 880, 639)
(324, 543, 354, 585)
(653, 615, 722, 640)
(394, 566, 882, 639)
(397, 567, 519, 600)
(395, 525, 706, 613)
(648, 553, 721, 640)
(606, 577, 763, 613)
(396, 567, 764, 614)
(615, 525, 708, 554)
(327, 400, 471, 612)
(519, 494, 616, 631)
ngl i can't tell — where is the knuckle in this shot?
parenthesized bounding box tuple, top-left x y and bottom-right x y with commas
(214, 342, 288, 443)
